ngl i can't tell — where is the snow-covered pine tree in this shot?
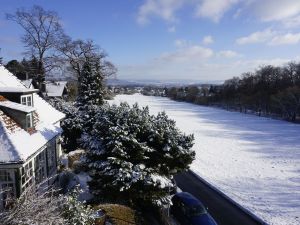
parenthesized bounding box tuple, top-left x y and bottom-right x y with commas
(55, 61, 105, 152)
(77, 61, 105, 106)
(83, 103, 195, 205)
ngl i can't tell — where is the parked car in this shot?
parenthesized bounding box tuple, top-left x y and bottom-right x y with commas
(170, 192, 218, 225)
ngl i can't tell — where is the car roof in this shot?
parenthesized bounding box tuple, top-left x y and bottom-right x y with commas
(174, 192, 205, 207)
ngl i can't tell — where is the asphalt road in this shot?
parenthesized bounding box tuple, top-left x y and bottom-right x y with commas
(174, 171, 267, 225)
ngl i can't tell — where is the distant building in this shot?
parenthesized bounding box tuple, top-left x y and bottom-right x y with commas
(45, 81, 68, 98)
(0, 66, 65, 210)
(20, 79, 68, 98)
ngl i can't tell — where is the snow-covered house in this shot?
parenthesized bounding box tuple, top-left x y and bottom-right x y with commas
(0, 66, 65, 210)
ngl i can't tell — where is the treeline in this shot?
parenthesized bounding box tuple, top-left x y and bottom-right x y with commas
(164, 62, 300, 122)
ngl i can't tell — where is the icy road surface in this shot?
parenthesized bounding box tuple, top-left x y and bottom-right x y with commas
(109, 94, 300, 225)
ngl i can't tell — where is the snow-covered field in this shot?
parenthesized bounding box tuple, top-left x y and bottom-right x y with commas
(109, 93, 300, 225)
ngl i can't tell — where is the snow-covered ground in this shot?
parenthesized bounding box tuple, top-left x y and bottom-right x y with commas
(109, 93, 300, 225)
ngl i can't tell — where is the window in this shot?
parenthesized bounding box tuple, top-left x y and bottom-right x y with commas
(26, 113, 33, 129)
(35, 150, 46, 184)
(47, 140, 57, 175)
(27, 96, 32, 106)
(21, 161, 33, 192)
(0, 170, 15, 209)
(0, 170, 12, 182)
(21, 96, 26, 105)
(20, 95, 32, 106)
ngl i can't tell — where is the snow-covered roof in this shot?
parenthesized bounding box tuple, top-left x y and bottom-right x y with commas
(0, 87, 38, 93)
(46, 81, 67, 97)
(0, 100, 35, 113)
(0, 66, 65, 163)
(21, 79, 33, 89)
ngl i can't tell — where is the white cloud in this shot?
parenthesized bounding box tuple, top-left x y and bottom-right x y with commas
(269, 32, 300, 45)
(159, 45, 214, 62)
(195, 0, 239, 22)
(137, 0, 240, 25)
(282, 15, 300, 28)
(118, 56, 297, 81)
(237, 29, 300, 46)
(217, 50, 240, 58)
(236, 29, 275, 45)
(174, 39, 189, 48)
(137, 0, 186, 25)
(250, 0, 300, 22)
(137, 0, 300, 27)
(234, 58, 297, 69)
(202, 35, 214, 45)
(167, 26, 176, 32)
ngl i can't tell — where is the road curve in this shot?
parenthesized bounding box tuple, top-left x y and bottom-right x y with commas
(174, 171, 267, 225)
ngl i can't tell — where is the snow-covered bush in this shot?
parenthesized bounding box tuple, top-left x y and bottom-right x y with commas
(82, 102, 195, 205)
(63, 187, 95, 225)
(47, 97, 83, 152)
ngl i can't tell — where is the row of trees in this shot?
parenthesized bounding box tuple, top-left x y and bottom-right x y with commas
(4, 5, 116, 94)
(164, 63, 300, 122)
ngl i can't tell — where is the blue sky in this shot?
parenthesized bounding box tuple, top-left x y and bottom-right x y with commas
(1, 0, 300, 81)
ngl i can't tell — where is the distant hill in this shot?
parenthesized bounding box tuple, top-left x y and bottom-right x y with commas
(106, 79, 223, 87)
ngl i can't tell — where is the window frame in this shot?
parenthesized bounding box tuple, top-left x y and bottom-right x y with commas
(0, 169, 16, 209)
(0, 170, 13, 182)
(47, 139, 57, 175)
(35, 149, 47, 184)
(21, 161, 34, 192)
(20, 94, 33, 107)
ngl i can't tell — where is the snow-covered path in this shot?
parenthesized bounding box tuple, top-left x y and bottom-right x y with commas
(109, 94, 300, 225)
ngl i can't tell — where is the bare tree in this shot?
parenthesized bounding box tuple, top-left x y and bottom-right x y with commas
(0, 182, 96, 225)
(57, 36, 117, 79)
(0, 186, 65, 225)
(6, 5, 64, 90)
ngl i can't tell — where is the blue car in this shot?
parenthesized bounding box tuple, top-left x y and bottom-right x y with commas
(171, 192, 218, 225)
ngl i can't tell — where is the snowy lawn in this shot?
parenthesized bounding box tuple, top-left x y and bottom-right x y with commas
(109, 93, 300, 225)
